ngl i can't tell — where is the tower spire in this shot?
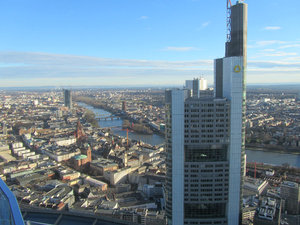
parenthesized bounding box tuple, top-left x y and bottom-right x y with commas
(227, 0, 232, 42)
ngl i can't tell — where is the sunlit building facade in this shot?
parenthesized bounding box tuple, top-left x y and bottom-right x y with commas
(165, 2, 247, 225)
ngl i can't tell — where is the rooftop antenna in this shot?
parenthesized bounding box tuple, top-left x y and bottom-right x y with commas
(226, 0, 232, 42)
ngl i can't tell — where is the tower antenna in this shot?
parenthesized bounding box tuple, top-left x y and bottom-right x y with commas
(226, 0, 232, 42)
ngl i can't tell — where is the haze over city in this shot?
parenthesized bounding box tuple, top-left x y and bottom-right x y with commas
(1, 0, 300, 87)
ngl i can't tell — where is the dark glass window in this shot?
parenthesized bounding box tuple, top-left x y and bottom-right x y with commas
(184, 203, 226, 219)
(184, 146, 227, 162)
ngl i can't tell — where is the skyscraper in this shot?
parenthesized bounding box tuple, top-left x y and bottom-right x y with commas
(199, 78, 207, 91)
(185, 78, 199, 98)
(64, 89, 72, 109)
(165, 1, 247, 225)
(122, 100, 127, 112)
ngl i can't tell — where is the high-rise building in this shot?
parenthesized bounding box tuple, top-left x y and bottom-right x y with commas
(199, 78, 207, 91)
(165, 1, 247, 225)
(185, 79, 194, 91)
(122, 100, 127, 111)
(186, 78, 208, 97)
(64, 89, 72, 109)
(280, 181, 300, 215)
(185, 78, 199, 98)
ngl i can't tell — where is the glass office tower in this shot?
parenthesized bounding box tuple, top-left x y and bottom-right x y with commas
(165, 2, 247, 225)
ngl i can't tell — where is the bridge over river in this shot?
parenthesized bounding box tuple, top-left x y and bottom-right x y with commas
(94, 113, 121, 121)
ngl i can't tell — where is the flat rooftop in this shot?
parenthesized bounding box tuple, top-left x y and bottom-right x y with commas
(22, 208, 138, 225)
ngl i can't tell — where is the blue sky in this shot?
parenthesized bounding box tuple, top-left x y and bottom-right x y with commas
(1, 0, 300, 87)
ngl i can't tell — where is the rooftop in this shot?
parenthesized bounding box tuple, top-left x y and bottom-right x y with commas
(22, 208, 137, 225)
(74, 154, 87, 160)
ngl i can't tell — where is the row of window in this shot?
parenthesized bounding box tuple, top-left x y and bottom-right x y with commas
(184, 198, 228, 202)
(185, 103, 221, 108)
(185, 164, 228, 168)
(184, 220, 225, 224)
(187, 179, 229, 183)
(185, 169, 229, 173)
(185, 173, 228, 178)
(185, 123, 229, 128)
(186, 139, 225, 144)
(186, 134, 224, 138)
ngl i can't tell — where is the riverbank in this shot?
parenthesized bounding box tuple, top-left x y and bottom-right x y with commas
(122, 120, 153, 135)
(246, 146, 300, 155)
(74, 96, 121, 116)
(82, 109, 99, 128)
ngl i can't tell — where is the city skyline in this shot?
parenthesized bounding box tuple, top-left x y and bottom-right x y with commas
(1, 0, 300, 87)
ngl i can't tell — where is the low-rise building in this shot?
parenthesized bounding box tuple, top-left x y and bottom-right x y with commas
(253, 197, 281, 225)
(83, 176, 108, 191)
(244, 177, 269, 195)
(90, 158, 118, 176)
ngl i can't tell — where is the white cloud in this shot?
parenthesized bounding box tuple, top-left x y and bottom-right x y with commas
(263, 26, 281, 30)
(249, 40, 300, 50)
(260, 49, 276, 52)
(0, 51, 211, 68)
(249, 60, 300, 67)
(247, 60, 300, 84)
(262, 52, 298, 57)
(255, 40, 286, 47)
(1, 51, 300, 87)
(139, 16, 148, 20)
(284, 56, 300, 61)
(163, 46, 197, 52)
(201, 21, 210, 28)
(279, 44, 300, 49)
(248, 40, 288, 49)
(0, 51, 212, 86)
(249, 41, 300, 60)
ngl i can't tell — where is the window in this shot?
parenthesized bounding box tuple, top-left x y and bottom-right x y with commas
(184, 203, 226, 219)
(185, 146, 228, 162)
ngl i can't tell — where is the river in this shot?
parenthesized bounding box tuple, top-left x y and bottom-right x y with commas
(78, 102, 300, 168)
(78, 102, 164, 146)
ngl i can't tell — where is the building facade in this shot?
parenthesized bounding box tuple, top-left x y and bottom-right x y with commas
(165, 2, 247, 225)
(199, 78, 208, 91)
(64, 89, 72, 109)
(280, 181, 300, 215)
